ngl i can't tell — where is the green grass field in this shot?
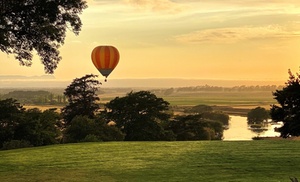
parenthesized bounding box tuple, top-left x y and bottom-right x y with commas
(0, 141, 299, 182)
(162, 91, 275, 107)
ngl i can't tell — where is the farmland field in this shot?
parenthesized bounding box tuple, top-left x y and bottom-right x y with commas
(23, 89, 276, 116)
(0, 141, 299, 182)
(162, 91, 275, 106)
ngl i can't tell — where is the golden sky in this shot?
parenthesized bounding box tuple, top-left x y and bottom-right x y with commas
(1, 0, 300, 83)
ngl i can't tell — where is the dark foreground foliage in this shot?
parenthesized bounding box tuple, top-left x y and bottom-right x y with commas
(0, 98, 61, 149)
(0, 74, 231, 150)
(271, 69, 300, 138)
(0, 0, 87, 73)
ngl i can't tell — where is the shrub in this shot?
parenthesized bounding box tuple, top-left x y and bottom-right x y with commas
(64, 116, 124, 143)
(290, 177, 298, 182)
(2, 140, 32, 150)
(252, 136, 263, 140)
(80, 134, 102, 142)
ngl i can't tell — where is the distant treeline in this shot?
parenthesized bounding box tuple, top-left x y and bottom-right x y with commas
(181, 85, 283, 92)
(150, 85, 284, 96)
(0, 90, 67, 105)
(0, 85, 284, 105)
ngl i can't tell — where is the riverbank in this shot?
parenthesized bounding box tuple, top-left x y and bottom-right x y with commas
(223, 115, 282, 140)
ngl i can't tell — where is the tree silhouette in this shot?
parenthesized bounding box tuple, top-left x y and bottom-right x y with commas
(270, 69, 300, 138)
(247, 107, 269, 125)
(168, 114, 224, 140)
(104, 91, 171, 141)
(0, 98, 24, 147)
(61, 74, 101, 125)
(0, 0, 87, 73)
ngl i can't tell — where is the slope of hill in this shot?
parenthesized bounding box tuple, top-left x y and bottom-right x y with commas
(0, 141, 299, 181)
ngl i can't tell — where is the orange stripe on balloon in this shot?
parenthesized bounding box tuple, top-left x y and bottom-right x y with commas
(100, 46, 106, 69)
(114, 47, 120, 68)
(91, 47, 100, 69)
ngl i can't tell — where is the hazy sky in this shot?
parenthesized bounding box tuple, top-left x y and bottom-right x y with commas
(1, 0, 300, 83)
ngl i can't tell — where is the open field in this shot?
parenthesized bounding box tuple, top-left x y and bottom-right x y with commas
(24, 105, 63, 111)
(23, 90, 276, 116)
(0, 141, 299, 182)
(162, 91, 275, 107)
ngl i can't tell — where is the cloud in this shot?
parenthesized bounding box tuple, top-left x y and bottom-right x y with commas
(174, 25, 300, 44)
(123, 0, 183, 13)
(85, 0, 121, 6)
(174, 0, 300, 7)
(172, 0, 300, 17)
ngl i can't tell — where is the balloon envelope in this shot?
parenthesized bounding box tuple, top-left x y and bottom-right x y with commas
(91, 46, 119, 78)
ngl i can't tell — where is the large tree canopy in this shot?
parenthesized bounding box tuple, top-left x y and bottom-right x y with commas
(270, 69, 300, 138)
(0, 0, 87, 73)
(104, 91, 171, 141)
(0, 98, 62, 148)
(247, 107, 269, 125)
(168, 115, 224, 140)
(0, 98, 24, 147)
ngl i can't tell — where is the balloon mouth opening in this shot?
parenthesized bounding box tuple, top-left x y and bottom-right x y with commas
(99, 69, 112, 77)
(98, 69, 112, 82)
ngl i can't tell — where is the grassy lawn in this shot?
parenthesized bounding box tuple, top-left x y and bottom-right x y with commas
(0, 141, 299, 182)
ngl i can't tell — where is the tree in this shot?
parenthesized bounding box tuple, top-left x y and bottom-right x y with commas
(104, 91, 171, 141)
(64, 116, 97, 143)
(270, 69, 300, 138)
(61, 74, 101, 125)
(14, 108, 62, 146)
(0, 99, 61, 148)
(184, 104, 229, 125)
(64, 115, 124, 143)
(247, 107, 269, 125)
(185, 104, 213, 114)
(0, 98, 25, 147)
(167, 115, 224, 140)
(0, 0, 87, 73)
(201, 111, 229, 126)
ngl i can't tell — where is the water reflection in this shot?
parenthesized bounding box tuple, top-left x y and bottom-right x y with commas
(223, 115, 282, 141)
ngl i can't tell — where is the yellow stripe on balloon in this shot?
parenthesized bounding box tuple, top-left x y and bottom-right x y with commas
(100, 46, 106, 69)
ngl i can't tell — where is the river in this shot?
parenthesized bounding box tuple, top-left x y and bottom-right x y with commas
(223, 115, 282, 141)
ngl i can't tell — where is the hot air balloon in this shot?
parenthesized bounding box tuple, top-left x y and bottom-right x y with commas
(91, 45, 120, 82)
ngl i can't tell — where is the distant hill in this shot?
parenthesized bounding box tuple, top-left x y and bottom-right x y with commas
(0, 75, 67, 88)
(0, 75, 55, 80)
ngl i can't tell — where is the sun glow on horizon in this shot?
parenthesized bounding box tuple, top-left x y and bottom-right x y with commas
(1, 0, 300, 86)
